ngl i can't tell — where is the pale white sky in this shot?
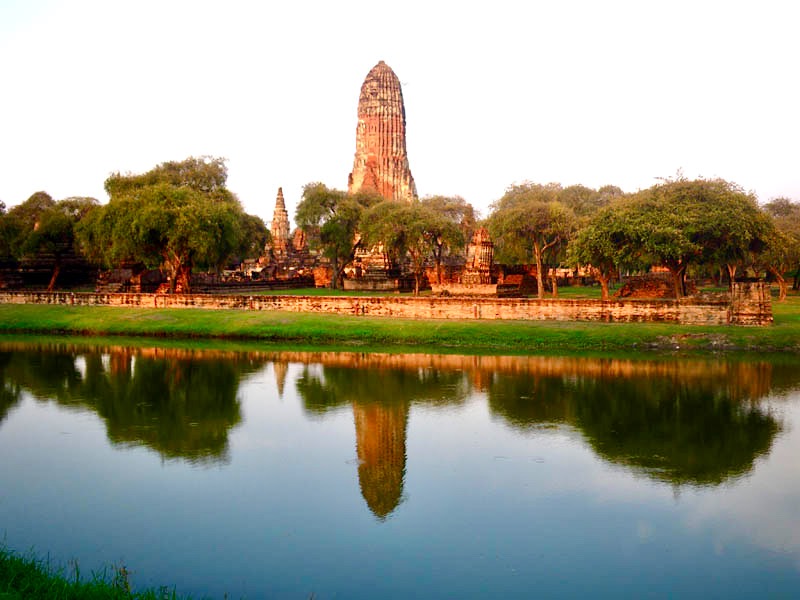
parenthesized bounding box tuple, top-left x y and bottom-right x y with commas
(1, 0, 798, 227)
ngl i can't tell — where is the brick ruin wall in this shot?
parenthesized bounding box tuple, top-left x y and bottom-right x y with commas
(0, 283, 772, 326)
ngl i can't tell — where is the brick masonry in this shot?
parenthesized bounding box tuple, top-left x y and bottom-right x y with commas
(0, 283, 773, 326)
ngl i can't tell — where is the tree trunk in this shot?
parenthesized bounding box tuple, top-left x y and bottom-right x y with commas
(668, 265, 686, 298)
(414, 273, 420, 296)
(534, 244, 545, 300)
(176, 264, 192, 294)
(330, 261, 339, 289)
(726, 264, 737, 291)
(769, 267, 788, 302)
(434, 244, 444, 285)
(46, 263, 61, 292)
(550, 268, 558, 298)
(598, 274, 610, 301)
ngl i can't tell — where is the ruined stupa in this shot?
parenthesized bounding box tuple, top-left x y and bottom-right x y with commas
(269, 187, 290, 257)
(348, 61, 417, 202)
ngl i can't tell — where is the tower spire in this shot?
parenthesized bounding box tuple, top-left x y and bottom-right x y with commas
(270, 187, 290, 254)
(348, 61, 417, 201)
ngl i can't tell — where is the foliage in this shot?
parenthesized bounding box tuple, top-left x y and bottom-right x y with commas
(419, 195, 474, 284)
(0, 191, 56, 259)
(570, 177, 772, 297)
(0, 193, 100, 290)
(763, 197, 800, 293)
(361, 200, 465, 294)
(236, 212, 270, 262)
(636, 178, 771, 295)
(567, 204, 628, 300)
(486, 183, 575, 298)
(76, 157, 255, 292)
(295, 183, 382, 288)
(104, 156, 230, 197)
(557, 183, 618, 219)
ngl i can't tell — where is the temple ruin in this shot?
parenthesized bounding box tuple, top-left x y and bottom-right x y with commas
(268, 187, 291, 259)
(260, 187, 314, 281)
(348, 61, 417, 202)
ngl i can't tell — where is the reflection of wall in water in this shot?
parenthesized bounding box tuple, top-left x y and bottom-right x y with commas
(265, 351, 775, 402)
(354, 401, 409, 519)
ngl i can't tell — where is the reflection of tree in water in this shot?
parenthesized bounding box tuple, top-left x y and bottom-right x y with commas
(572, 377, 778, 485)
(0, 353, 22, 423)
(296, 365, 468, 519)
(486, 374, 574, 427)
(297, 365, 469, 415)
(81, 352, 246, 464)
(488, 361, 782, 486)
(0, 344, 266, 465)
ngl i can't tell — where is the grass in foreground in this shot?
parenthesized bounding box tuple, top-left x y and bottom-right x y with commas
(0, 291, 798, 353)
(0, 546, 190, 600)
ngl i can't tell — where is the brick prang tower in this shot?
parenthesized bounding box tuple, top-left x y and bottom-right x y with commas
(348, 61, 417, 202)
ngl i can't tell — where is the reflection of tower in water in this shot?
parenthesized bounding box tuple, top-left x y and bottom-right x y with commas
(272, 361, 289, 398)
(353, 401, 409, 520)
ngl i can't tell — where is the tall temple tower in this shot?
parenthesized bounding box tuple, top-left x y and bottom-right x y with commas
(269, 187, 290, 256)
(348, 61, 417, 202)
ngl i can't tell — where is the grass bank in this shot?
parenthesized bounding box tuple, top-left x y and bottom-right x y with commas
(1, 293, 799, 353)
(0, 546, 190, 600)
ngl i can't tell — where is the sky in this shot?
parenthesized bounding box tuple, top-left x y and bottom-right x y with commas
(1, 0, 798, 227)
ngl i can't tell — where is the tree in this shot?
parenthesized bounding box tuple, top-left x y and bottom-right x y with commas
(0, 201, 13, 260)
(763, 197, 800, 292)
(2, 192, 56, 258)
(3, 193, 99, 290)
(486, 183, 575, 298)
(361, 200, 464, 295)
(76, 157, 252, 293)
(295, 183, 381, 289)
(558, 184, 614, 219)
(613, 178, 770, 297)
(236, 213, 270, 265)
(418, 196, 473, 284)
(568, 205, 628, 300)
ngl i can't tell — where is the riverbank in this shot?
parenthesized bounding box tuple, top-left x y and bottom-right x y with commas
(0, 546, 189, 599)
(0, 294, 798, 352)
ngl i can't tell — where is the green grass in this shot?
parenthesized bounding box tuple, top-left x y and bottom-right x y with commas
(0, 546, 192, 600)
(1, 291, 799, 353)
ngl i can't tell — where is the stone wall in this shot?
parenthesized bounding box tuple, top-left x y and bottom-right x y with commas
(0, 282, 772, 326)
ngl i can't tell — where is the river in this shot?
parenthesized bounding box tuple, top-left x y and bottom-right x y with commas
(1, 339, 799, 598)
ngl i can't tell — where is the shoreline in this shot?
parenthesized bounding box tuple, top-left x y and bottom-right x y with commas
(1, 301, 799, 354)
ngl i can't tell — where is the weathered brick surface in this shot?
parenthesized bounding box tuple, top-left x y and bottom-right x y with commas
(0, 283, 772, 325)
(347, 61, 416, 201)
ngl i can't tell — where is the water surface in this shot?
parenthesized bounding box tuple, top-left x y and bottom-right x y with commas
(1, 341, 799, 598)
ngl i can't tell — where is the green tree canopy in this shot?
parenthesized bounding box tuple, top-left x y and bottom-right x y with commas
(762, 197, 800, 296)
(568, 177, 771, 297)
(2, 193, 100, 290)
(295, 183, 381, 288)
(419, 195, 474, 284)
(486, 183, 575, 298)
(567, 204, 629, 300)
(76, 157, 259, 292)
(361, 200, 464, 294)
(625, 177, 770, 296)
